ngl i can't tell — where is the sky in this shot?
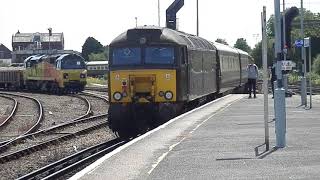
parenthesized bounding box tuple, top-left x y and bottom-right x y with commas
(0, 0, 319, 52)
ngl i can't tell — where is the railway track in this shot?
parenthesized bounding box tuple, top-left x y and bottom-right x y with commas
(17, 138, 126, 180)
(84, 86, 108, 92)
(0, 95, 18, 128)
(0, 114, 108, 163)
(70, 94, 93, 120)
(0, 92, 44, 145)
(288, 84, 320, 94)
(79, 92, 109, 116)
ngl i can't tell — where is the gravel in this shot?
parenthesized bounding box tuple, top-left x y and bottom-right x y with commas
(0, 96, 14, 125)
(0, 91, 116, 179)
(2, 117, 108, 156)
(0, 94, 38, 142)
(12, 92, 89, 130)
(0, 127, 116, 179)
(80, 94, 109, 116)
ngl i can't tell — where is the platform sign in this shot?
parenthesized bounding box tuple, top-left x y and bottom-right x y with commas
(295, 39, 304, 47)
(281, 60, 293, 71)
(304, 37, 310, 47)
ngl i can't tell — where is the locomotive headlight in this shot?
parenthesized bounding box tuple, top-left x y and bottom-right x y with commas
(159, 91, 164, 97)
(113, 92, 122, 101)
(63, 73, 69, 79)
(164, 91, 173, 100)
(80, 73, 86, 78)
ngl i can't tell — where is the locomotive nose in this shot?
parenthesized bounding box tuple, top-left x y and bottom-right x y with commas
(129, 75, 156, 102)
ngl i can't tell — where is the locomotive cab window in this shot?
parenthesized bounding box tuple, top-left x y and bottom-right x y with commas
(61, 55, 86, 69)
(112, 48, 141, 65)
(145, 47, 174, 64)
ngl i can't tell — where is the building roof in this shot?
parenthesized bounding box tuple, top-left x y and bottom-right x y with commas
(0, 43, 11, 52)
(12, 32, 64, 43)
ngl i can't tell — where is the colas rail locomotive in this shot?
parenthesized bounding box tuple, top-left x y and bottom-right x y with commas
(107, 0, 252, 137)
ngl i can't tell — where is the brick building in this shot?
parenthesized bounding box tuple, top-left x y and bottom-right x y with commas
(11, 31, 64, 63)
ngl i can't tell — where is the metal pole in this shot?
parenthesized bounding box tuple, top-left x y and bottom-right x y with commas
(282, 0, 289, 95)
(282, 0, 286, 61)
(262, 6, 269, 151)
(309, 40, 312, 108)
(300, 0, 307, 106)
(274, 0, 286, 148)
(196, 0, 199, 36)
(158, 0, 160, 26)
(135, 17, 138, 27)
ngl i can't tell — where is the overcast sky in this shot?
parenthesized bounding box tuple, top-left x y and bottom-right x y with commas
(0, 0, 319, 51)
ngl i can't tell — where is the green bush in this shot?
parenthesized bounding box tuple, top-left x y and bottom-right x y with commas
(288, 73, 300, 84)
(312, 54, 320, 75)
(307, 72, 320, 86)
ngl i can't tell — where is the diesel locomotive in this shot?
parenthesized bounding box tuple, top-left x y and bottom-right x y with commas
(0, 53, 87, 93)
(107, 26, 251, 137)
(24, 53, 87, 93)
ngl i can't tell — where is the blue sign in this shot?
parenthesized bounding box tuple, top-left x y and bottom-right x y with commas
(295, 39, 304, 47)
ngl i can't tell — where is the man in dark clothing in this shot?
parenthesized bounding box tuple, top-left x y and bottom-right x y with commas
(247, 60, 259, 98)
(271, 64, 277, 98)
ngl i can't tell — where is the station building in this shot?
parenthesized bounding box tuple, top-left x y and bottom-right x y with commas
(11, 31, 65, 63)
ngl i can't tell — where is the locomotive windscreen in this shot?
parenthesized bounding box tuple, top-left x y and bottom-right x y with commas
(112, 47, 175, 65)
(112, 48, 141, 65)
(61, 55, 86, 69)
(145, 47, 174, 64)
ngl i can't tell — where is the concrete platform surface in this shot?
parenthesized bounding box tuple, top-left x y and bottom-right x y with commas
(70, 94, 320, 180)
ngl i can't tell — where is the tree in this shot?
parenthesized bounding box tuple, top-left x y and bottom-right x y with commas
(250, 40, 275, 68)
(88, 46, 109, 61)
(265, 8, 320, 71)
(81, 37, 104, 61)
(234, 38, 252, 53)
(215, 38, 229, 45)
(312, 54, 320, 75)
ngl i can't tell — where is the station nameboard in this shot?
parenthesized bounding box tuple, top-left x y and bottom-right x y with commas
(281, 60, 294, 71)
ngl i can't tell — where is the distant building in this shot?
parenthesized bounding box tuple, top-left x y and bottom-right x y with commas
(0, 43, 12, 65)
(0, 43, 12, 59)
(86, 61, 109, 77)
(11, 31, 64, 63)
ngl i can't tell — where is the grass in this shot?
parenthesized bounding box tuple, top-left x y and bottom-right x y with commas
(86, 77, 107, 86)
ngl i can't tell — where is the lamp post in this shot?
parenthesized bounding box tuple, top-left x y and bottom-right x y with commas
(274, 0, 287, 148)
(135, 17, 138, 27)
(48, 27, 52, 54)
(196, 0, 199, 36)
(158, 0, 160, 26)
(300, 0, 307, 107)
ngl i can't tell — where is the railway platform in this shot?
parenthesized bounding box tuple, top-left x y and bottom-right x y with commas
(70, 94, 320, 179)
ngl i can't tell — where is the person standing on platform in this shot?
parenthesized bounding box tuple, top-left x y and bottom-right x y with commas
(247, 60, 259, 98)
(271, 64, 277, 98)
